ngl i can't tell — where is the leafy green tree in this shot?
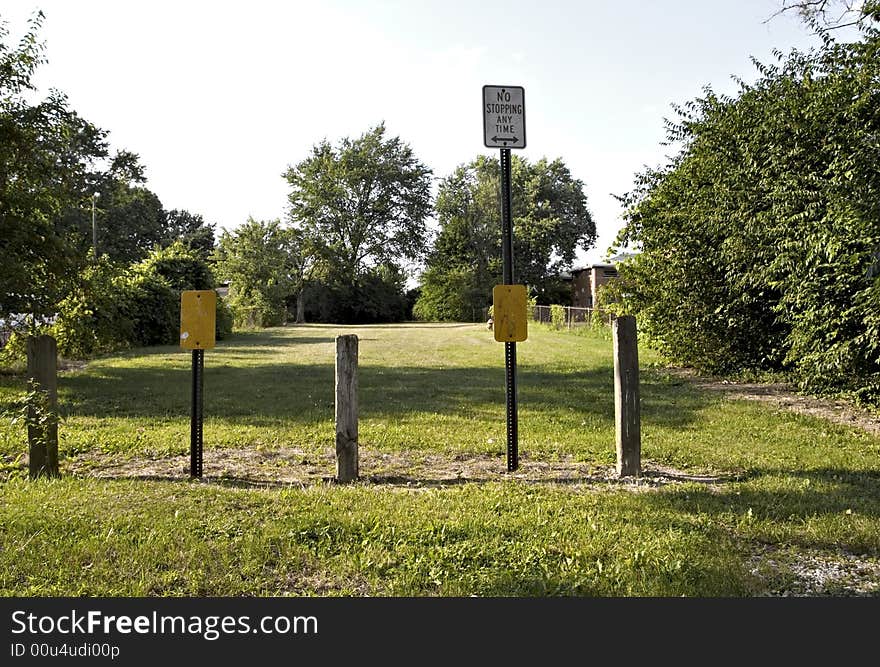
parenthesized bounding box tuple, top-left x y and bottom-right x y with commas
(304, 263, 409, 324)
(63, 152, 207, 265)
(610, 22, 880, 402)
(81, 151, 162, 264)
(213, 218, 303, 328)
(0, 12, 107, 321)
(140, 240, 214, 291)
(415, 155, 595, 321)
(164, 209, 216, 259)
(283, 123, 432, 285)
(96, 181, 166, 264)
(281, 226, 316, 324)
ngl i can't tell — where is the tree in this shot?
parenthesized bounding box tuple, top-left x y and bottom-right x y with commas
(769, 1, 879, 31)
(164, 209, 216, 260)
(283, 123, 432, 285)
(213, 218, 303, 328)
(140, 240, 214, 291)
(609, 23, 880, 402)
(414, 155, 595, 321)
(97, 181, 166, 264)
(0, 12, 108, 321)
(281, 227, 315, 324)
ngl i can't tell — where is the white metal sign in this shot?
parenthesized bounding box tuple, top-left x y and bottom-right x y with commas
(483, 85, 526, 149)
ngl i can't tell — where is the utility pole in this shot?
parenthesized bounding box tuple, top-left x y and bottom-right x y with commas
(91, 192, 100, 259)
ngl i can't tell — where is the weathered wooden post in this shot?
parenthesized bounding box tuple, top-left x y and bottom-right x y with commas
(612, 315, 640, 477)
(335, 335, 358, 483)
(26, 335, 59, 479)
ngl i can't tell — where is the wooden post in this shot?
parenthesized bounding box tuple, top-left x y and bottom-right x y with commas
(335, 335, 358, 483)
(26, 335, 59, 479)
(613, 316, 640, 477)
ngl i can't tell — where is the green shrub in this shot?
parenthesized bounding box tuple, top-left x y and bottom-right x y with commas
(52, 258, 178, 358)
(125, 269, 177, 347)
(0, 331, 28, 370)
(526, 295, 537, 322)
(413, 266, 485, 322)
(230, 291, 284, 329)
(611, 30, 880, 402)
(140, 241, 214, 291)
(550, 304, 566, 329)
(215, 297, 233, 340)
(306, 267, 410, 324)
(53, 260, 133, 358)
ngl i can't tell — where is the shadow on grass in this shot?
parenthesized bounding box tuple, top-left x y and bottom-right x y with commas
(347, 323, 477, 330)
(57, 362, 714, 430)
(638, 466, 880, 555)
(217, 336, 336, 349)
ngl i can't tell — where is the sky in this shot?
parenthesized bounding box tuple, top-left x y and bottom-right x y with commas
(1, 0, 857, 268)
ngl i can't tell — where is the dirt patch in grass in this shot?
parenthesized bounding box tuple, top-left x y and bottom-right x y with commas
(666, 368, 880, 436)
(749, 544, 880, 597)
(61, 448, 726, 491)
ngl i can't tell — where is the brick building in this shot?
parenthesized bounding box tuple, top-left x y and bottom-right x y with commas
(564, 254, 633, 308)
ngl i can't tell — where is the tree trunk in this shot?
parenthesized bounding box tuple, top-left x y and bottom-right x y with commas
(295, 290, 306, 324)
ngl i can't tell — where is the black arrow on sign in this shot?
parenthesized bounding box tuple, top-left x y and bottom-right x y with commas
(492, 136, 519, 144)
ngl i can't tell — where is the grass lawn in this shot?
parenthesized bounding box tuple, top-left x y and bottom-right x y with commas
(1, 322, 879, 596)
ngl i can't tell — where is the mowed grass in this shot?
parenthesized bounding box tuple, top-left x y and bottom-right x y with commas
(1, 323, 879, 596)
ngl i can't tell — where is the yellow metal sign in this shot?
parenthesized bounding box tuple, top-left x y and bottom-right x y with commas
(492, 285, 528, 342)
(180, 290, 216, 350)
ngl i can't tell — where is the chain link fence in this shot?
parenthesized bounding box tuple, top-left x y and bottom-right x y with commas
(531, 305, 609, 328)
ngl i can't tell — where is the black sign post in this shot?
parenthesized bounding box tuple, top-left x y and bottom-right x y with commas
(190, 349, 204, 478)
(500, 147, 519, 471)
(483, 85, 526, 472)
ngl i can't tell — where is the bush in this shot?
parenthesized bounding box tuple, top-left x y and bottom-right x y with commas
(526, 295, 537, 322)
(413, 266, 487, 322)
(611, 30, 880, 402)
(0, 331, 28, 370)
(125, 269, 177, 347)
(140, 241, 214, 291)
(550, 304, 566, 329)
(230, 292, 285, 329)
(306, 267, 410, 324)
(52, 260, 134, 358)
(52, 259, 179, 357)
(215, 297, 233, 340)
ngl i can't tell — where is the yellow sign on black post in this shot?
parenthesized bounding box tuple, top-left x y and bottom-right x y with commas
(180, 289, 215, 479)
(493, 285, 528, 343)
(180, 290, 216, 350)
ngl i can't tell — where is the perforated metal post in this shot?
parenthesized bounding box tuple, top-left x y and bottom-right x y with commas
(500, 148, 519, 471)
(190, 349, 204, 478)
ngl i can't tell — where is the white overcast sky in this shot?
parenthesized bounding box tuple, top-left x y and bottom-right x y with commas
(2, 0, 856, 267)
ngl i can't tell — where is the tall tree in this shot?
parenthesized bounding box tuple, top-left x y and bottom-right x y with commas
(97, 181, 166, 264)
(281, 226, 315, 324)
(164, 209, 216, 260)
(0, 12, 108, 320)
(283, 123, 432, 285)
(415, 155, 595, 321)
(770, 0, 879, 31)
(609, 22, 880, 401)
